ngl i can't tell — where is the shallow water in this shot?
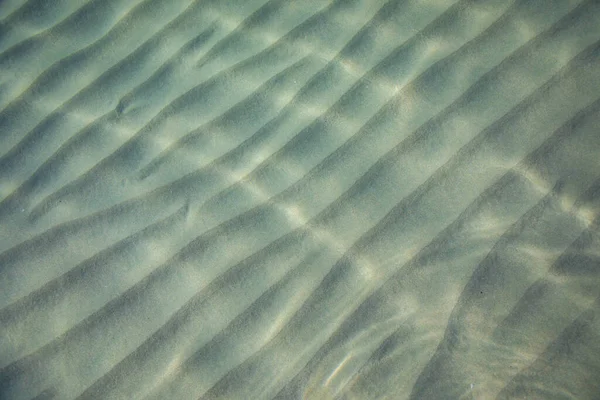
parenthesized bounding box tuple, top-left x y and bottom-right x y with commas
(1, 0, 600, 399)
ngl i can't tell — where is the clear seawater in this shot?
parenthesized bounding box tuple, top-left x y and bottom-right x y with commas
(1, 0, 600, 399)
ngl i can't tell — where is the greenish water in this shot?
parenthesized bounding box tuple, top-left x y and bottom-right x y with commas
(1, 0, 600, 399)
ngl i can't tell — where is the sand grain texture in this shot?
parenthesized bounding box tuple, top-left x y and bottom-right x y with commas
(1, 0, 600, 399)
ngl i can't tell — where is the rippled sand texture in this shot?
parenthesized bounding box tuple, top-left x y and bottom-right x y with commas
(1, 0, 600, 399)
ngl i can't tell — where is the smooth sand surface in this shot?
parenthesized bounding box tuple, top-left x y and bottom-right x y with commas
(1, 0, 600, 399)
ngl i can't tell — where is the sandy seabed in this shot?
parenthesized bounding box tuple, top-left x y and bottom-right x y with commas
(1, 0, 600, 399)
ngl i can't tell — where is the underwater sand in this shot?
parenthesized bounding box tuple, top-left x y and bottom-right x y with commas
(1, 0, 600, 399)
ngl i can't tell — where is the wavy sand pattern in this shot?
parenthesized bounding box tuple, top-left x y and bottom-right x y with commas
(1, 0, 600, 399)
